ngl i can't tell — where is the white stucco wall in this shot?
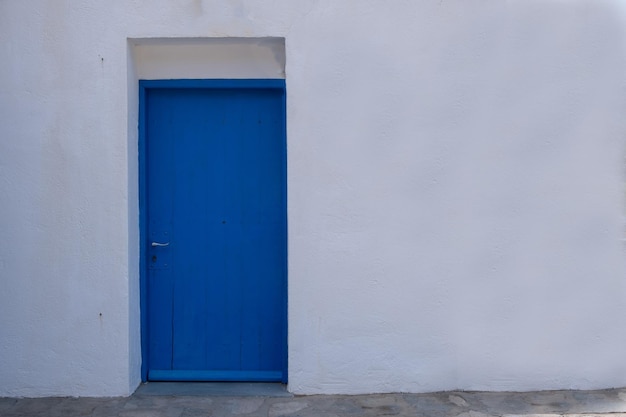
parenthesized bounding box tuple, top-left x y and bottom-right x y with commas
(2, 0, 626, 397)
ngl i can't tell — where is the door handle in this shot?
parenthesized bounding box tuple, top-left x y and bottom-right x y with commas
(151, 241, 170, 247)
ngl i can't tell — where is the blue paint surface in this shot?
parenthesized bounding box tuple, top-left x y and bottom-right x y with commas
(140, 80, 287, 382)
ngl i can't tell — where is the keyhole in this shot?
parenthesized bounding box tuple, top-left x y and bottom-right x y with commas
(152, 255, 157, 263)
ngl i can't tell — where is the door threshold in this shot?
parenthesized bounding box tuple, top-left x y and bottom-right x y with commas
(134, 382, 292, 397)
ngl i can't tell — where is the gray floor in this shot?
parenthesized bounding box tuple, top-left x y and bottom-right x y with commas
(3, 384, 626, 416)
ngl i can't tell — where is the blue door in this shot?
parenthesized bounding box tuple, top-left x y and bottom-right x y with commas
(140, 79, 287, 382)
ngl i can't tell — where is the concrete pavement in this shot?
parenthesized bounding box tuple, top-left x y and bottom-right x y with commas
(3, 384, 626, 416)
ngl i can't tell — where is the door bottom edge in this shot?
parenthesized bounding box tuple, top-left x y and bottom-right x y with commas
(148, 369, 283, 382)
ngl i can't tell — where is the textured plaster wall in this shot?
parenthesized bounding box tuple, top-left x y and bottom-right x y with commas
(2, 0, 626, 397)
